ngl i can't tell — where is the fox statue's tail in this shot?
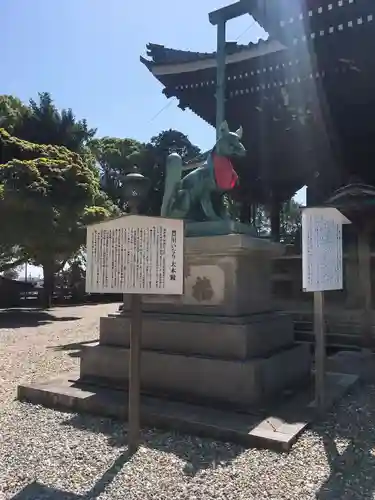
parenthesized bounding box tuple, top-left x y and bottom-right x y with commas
(160, 151, 183, 217)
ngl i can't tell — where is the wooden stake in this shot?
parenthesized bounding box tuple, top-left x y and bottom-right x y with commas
(314, 291, 325, 412)
(128, 293, 142, 455)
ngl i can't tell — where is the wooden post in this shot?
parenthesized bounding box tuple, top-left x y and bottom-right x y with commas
(215, 18, 226, 137)
(128, 293, 142, 455)
(358, 228, 372, 350)
(314, 291, 325, 412)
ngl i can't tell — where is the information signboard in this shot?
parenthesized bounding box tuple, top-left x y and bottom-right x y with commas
(302, 207, 351, 292)
(86, 215, 184, 295)
(302, 207, 351, 411)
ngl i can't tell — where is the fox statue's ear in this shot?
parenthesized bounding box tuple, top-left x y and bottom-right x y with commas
(235, 126, 243, 139)
(218, 120, 230, 137)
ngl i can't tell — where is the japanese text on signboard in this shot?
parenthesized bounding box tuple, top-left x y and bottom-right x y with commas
(86, 216, 184, 295)
(302, 208, 349, 292)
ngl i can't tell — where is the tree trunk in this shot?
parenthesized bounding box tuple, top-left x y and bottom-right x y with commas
(42, 262, 55, 309)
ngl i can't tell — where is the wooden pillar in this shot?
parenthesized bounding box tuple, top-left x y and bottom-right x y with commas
(270, 200, 281, 242)
(306, 185, 316, 207)
(239, 201, 251, 224)
(358, 227, 373, 349)
(345, 232, 360, 308)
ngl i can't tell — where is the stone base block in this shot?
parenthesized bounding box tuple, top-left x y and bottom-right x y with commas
(80, 343, 311, 407)
(99, 312, 294, 359)
(121, 234, 283, 317)
(185, 220, 257, 237)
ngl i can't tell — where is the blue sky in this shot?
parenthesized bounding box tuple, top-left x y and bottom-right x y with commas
(2, 0, 305, 277)
(1, 0, 267, 145)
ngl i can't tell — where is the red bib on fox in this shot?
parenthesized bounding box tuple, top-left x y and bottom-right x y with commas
(213, 153, 238, 190)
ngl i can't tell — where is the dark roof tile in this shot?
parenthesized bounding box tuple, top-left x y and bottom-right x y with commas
(141, 39, 271, 67)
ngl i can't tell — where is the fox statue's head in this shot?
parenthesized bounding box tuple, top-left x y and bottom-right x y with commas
(215, 121, 246, 159)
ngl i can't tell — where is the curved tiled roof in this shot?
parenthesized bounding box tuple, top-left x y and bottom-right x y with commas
(140, 39, 271, 68)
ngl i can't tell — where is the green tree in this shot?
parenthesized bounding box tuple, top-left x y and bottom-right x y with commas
(280, 199, 302, 244)
(144, 129, 201, 215)
(0, 243, 24, 272)
(90, 130, 201, 216)
(8, 92, 96, 153)
(148, 129, 201, 164)
(89, 136, 146, 210)
(0, 95, 28, 133)
(0, 128, 115, 307)
(2, 267, 20, 280)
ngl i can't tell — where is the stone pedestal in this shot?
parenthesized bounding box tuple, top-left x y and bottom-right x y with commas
(80, 234, 311, 407)
(122, 234, 281, 316)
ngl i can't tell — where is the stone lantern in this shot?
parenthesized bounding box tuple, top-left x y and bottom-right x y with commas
(122, 166, 151, 214)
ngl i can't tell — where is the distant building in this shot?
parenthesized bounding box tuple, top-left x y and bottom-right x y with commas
(0, 277, 35, 307)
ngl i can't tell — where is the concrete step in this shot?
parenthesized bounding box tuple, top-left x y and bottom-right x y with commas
(99, 312, 294, 360)
(295, 330, 361, 349)
(80, 343, 311, 408)
(17, 370, 358, 451)
(294, 319, 373, 335)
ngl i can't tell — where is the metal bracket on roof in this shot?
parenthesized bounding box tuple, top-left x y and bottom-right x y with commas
(208, 0, 254, 25)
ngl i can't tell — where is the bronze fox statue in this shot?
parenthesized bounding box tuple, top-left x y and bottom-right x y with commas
(161, 121, 246, 221)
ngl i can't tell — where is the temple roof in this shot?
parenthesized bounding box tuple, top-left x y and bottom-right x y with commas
(141, 39, 272, 66)
(327, 183, 375, 209)
(140, 0, 375, 204)
(325, 183, 375, 224)
(140, 39, 285, 75)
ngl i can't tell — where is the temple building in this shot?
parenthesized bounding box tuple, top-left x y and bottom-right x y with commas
(141, 0, 375, 237)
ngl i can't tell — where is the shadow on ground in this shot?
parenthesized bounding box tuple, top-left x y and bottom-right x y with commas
(13, 368, 375, 498)
(0, 309, 81, 328)
(11, 483, 82, 499)
(314, 388, 375, 500)
(59, 383, 375, 498)
(48, 341, 97, 358)
(63, 412, 249, 477)
(11, 451, 131, 499)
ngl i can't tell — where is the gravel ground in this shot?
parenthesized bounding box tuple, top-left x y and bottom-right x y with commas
(0, 304, 374, 500)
